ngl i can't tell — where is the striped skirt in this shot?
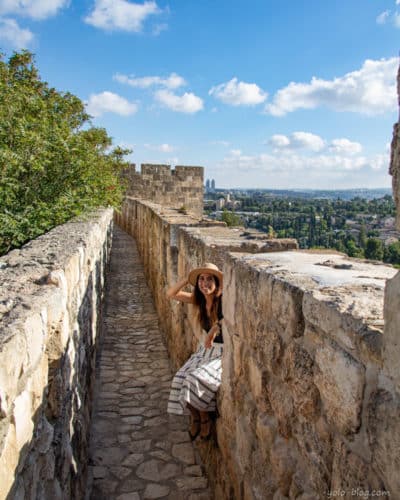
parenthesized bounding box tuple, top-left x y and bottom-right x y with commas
(167, 344, 223, 415)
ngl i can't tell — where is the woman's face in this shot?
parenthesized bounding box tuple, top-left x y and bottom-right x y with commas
(197, 273, 217, 297)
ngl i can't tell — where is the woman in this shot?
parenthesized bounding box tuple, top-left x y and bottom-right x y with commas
(166, 262, 223, 440)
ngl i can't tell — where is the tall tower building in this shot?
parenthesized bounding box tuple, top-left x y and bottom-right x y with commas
(205, 179, 210, 190)
(211, 179, 216, 191)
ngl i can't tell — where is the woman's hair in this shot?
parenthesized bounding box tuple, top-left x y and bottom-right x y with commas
(193, 275, 222, 330)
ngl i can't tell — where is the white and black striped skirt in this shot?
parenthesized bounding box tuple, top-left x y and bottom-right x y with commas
(167, 344, 223, 415)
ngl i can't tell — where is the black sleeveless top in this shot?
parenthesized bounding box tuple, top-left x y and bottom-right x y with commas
(201, 296, 223, 343)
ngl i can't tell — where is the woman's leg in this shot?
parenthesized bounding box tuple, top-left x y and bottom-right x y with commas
(187, 403, 200, 440)
(199, 410, 211, 440)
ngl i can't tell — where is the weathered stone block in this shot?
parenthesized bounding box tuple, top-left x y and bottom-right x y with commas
(314, 343, 365, 434)
(0, 420, 18, 500)
(367, 388, 400, 496)
(383, 271, 400, 391)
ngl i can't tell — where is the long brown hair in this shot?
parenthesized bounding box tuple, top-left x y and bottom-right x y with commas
(193, 275, 222, 330)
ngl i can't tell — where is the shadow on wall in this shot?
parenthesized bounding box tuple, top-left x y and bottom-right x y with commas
(7, 269, 102, 500)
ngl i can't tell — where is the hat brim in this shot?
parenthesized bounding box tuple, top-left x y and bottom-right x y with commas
(188, 267, 223, 287)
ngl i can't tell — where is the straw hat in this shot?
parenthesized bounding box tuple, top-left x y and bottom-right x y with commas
(188, 262, 223, 287)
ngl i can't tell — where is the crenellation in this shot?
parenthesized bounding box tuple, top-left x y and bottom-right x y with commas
(123, 163, 204, 217)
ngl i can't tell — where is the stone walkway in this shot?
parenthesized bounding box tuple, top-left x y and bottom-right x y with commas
(87, 226, 211, 500)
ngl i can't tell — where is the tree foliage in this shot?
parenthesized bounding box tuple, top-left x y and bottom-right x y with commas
(0, 50, 130, 255)
(221, 209, 242, 227)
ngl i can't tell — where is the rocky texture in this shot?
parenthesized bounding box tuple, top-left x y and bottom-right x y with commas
(115, 197, 298, 370)
(117, 197, 398, 499)
(122, 164, 204, 218)
(389, 63, 400, 230)
(87, 226, 210, 499)
(0, 209, 113, 500)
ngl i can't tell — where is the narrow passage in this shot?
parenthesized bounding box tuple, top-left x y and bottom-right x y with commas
(87, 225, 211, 500)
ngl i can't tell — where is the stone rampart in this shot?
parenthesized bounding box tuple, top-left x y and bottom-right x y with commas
(122, 163, 204, 218)
(117, 197, 399, 499)
(0, 209, 113, 499)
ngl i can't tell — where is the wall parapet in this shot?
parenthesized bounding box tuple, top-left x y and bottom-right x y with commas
(0, 208, 113, 499)
(116, 196, 399, 499)
(122, 163, 204, 218)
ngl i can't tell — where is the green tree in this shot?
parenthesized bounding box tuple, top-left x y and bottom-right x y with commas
(365, 238, 384, 261)
(221, 209, 241, 227)
(0, 50, 130, 255)
(384, 240, 400, 265)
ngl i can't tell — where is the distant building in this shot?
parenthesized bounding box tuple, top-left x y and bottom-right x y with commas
(216, 198, 225, 210)
(205, 179, 210, 190)
(211, 179, 216, 191)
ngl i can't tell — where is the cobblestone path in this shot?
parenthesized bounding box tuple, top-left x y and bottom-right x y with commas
(87, 226, 211, 500)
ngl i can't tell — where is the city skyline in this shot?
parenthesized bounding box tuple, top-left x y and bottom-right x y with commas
(1, 0, 399, 189)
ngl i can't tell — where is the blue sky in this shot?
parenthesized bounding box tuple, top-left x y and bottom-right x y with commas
(0, 0, 399, 190)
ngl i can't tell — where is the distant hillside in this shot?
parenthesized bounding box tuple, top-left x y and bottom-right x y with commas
(220, 188, 392, 201)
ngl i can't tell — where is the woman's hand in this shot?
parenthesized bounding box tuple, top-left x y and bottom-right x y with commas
(204, 323, 220, 349)
(166, 277, 192, 303)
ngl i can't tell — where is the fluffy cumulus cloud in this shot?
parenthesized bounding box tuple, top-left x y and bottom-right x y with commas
(154, 89, 203, 113)
(268, 132, 325, 152)
(0, 0, 69, 19)
(268, 132, 363, 156)
(213, 148, 390, 189)
(86, 91, 138, 117)
(209, 77, 267, 106)
(329, 138, 362, 155)
(0, 17, 33, 47)
(85, 0, 162, 32)
(265, 57, 398, 116)
(114, 72, 185, 89)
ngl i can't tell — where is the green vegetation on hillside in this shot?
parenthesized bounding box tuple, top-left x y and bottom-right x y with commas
(208, 193, 400, 266)
(0, 50, 130, 256)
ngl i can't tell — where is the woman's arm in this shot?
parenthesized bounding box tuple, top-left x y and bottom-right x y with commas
(166, 277, 193, 303)
(204, 320, 222, 349)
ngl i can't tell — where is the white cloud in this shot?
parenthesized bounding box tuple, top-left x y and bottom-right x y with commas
(209, 77, 267, 106)
(114, 72, 185, 89)
(265, 57, 398, 116)
(85, 0, 162, 32)
(0, 17, 34, 48)
(86, 91, 138, 117)
(0, 0, 69, 19)
(214, 149, 391, 189)
(329, 138, 362, 155)
(144, 143, 175, 152)
(394, 12, 400, 27)
(291, 132, 325, 151)
(268, 134, 291, 148)
(376, 10, 390, 24)
(268, 132, 324, 151)
(154, 89, 203, 113)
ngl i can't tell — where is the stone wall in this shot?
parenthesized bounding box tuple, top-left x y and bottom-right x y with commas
(123, 163, 204, 218)
(0, 209, 113, 500)
(117, 197, 399, 499)
(389, 63, 400, 231)
(115, 198, 298, 369)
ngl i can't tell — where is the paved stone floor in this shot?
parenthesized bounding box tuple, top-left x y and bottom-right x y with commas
(87, 226, 211, 500)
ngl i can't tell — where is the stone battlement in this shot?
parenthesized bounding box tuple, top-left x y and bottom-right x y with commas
(122, 163, 204, 218)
